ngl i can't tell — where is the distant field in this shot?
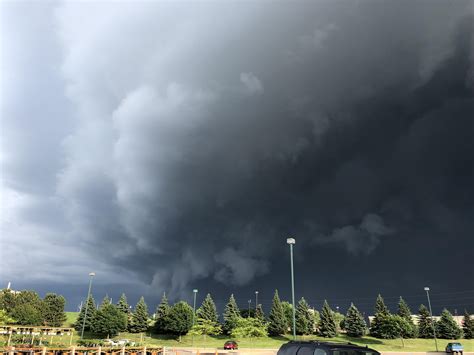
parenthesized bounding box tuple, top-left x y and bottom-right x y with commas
(65, 312, 79, 327)
(59, 313, 474, 352)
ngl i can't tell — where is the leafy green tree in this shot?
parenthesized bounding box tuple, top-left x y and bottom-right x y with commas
(231, 317, 268, 338)
(74, 295, 97, 331)
(437, 309, 462, 339)
(129, 296, 149, 333)
(153, 293, 171, 334)
(332, 310, 345, 332)
(166, 301, 194, 341)
(189, 318, 222, 343)
(0, 309, 16, 324)
(377, 314, 412, 340)
(92, 302, 127, 337)
(10, 304, 43, 325)
(255, 304, 265, 323)
(268, 290, 287, 335)
(319, 300, 337, 337)
(281, 301, 293, 331)
(310, 309, 320, 334)
(370, 294, 390, 338)
(0, 289, 17, 314)
(462, 310, 474, 339)
(345, 303, 367, 337)
(197, 294, 218, 324)
(295, 297, 312, 335)
(396, 297, 416, 338)
(417, 304, 435, 338)
(42, 293, 67, 327)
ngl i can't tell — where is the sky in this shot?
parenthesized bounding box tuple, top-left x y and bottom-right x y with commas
(1, 0, 473, 316)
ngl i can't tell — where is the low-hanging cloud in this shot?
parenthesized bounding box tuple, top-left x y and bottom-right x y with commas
(1, 0, 473, 302)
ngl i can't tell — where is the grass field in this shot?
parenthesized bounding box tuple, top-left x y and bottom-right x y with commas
(59, 312, 474, 352)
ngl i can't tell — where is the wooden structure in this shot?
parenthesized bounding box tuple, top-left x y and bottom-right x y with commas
(0, 346, 163, 355)
(0, 326, 74, 347)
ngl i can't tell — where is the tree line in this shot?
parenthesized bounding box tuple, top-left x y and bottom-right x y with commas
(1, 288, 473, 341)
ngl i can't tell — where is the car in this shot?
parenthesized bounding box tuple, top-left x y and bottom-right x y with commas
(278, 341, 381, 355)
(224, 340, 238, 350)
(446, 342, 463, 354)
(103, 339, 119, 347)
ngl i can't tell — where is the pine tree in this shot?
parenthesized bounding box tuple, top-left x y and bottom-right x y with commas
(370, 294, 390, 338)
(397, 297, 416, 338)
(345, 303, 367, 337)
(319, 300, 337, 337)
(418, 304, 435, 338)
(196, 293, 218, 324)
(153, 293, 171, 334)
(462, 310, 474, 339)
(437, 309, 462, 339)
(268, 290, 287, 335)
(129, 296, 149, 333)
(74, 295, 96, 331)
(117, 294, 130, 314)
(116, 293, 130, 332)
(222, 294, 241, 334)
(255, 304, 265, 324)
(92, 303, 127, 337)
(100, 295, 112, 307)
(295, 297, 312, 335)
(281, 301, 293, 331)
(42, 293, 67, 327)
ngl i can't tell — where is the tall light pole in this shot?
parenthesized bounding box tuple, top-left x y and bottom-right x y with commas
(248, 299, 252, 318)
(424, 287, 438, 352)
(255, 291, 259, 311)
(80, 272, 95, 339)
(192, 289, 198, 326)
(287, 237, 296, 340)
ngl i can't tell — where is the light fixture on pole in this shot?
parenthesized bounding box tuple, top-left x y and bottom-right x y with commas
(80, 272, 95, 340)
(424, 287, 438, 352)
(255, 291, 259, 311)
(287, 237, 296, 340)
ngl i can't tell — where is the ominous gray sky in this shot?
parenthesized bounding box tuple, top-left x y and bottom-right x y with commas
(1, 0, 473, 314)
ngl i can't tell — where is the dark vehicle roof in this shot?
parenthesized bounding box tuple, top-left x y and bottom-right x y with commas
(277, 341, 380, 355)
(225, 340, 237, 344)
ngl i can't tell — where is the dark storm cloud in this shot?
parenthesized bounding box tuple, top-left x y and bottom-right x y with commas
(1, 0, 473, 307)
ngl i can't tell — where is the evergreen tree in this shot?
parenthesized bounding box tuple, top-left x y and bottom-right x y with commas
(223, 294, 241, 334)
(418, 304, 435, 338)
(255, 304, 265, 323)
(153, 293, 171, 334)
(197, 293, 219, 324)
(462, 310, 474, 339)
(129, 296, 149, 333)
(345, 303, 367, 337)
(166, 301, 194, 341)
(116, 293, 130, 331)
(74, 295, 97, 331)
(117, 294, 130, 314)
(437, 309, 462, 339)
(370, 294, 390, 338)
(319, 300, 337, 337)
(42, 293, 67, 327)
(268, 290, 287, 335)
(295, 297, 312, 335)
(92, 303, 127, 337)
(100, 296, 112, 307)
(397, 297, 416, 338)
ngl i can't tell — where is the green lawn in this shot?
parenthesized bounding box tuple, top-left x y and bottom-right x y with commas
(74, 332, 474, 352)
(58, 313, 474, 352)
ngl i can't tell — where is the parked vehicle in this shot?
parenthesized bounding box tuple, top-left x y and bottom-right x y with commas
(224, 340, 238, 350)
(103, 339, 119, 347)
(446, 342, 463, 354)
(278, 341, 380, 355)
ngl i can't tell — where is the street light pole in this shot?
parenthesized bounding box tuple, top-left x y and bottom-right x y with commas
(287, 237, 296, 340)
(248, 299, 251, 318)
(80, 272, 95, 340)
(192, 289, 198, 326)
(255, 291, 259, 311)
(424, 287, 438, 352)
